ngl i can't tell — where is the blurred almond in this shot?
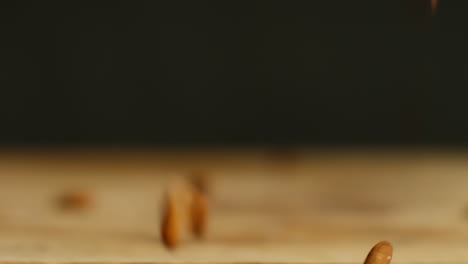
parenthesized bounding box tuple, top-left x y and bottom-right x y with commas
(431, 0, 438, 14)
(190, 189, 209, 238)
(59, 189, 93, 210)
(364, 241, 393, 264)
(161, 190, 180, 249)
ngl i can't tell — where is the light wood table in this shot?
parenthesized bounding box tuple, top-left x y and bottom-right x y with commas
(0, 148, 467, 264)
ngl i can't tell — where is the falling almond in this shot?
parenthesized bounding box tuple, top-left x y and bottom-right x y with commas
(431, 0, 438, 14)
(190, 189, 209, 238)
(161, 191, 180, 249)
(364, 241, 393, 264)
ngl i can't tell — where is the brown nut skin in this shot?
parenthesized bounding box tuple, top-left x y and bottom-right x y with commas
(161, 191, 180, 249)
(59, 189, 93, 210)
(364, 241, 393, 264)
(190, 189, 209, 238)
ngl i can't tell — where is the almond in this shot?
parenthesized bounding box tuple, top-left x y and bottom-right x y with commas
(364, 241, 393, 264)
(161, 191, 180, 249)
(190, 189, 209, 238)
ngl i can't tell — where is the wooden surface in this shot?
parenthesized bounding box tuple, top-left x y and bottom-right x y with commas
(0, 148, 468, 263)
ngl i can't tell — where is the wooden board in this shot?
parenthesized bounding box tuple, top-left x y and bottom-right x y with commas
(0, 148, 468, 263)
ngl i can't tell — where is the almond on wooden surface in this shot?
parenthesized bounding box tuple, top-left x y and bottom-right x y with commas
(160, 190, 180, 249)
(58, 189, 93, 210)
(190, 188, 209, 238)
(364, 241, 393, 264)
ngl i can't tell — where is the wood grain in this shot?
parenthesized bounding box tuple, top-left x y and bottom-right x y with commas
(0, 148, 467, 263)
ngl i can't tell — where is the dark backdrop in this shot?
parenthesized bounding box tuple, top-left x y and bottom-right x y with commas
(1, 1, 467, 146)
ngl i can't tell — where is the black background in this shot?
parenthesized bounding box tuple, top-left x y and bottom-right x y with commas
(1, 1, 467, 146)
